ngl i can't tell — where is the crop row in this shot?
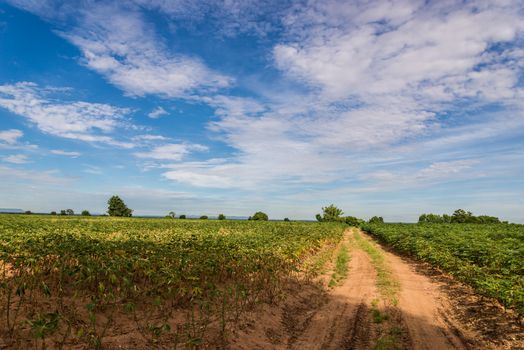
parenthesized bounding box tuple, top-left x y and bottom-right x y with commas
(361, 223, 524, 316)
(0, 215, 345, 348)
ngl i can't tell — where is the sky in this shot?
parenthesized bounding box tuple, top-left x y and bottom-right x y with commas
(0, 0, 523, 222)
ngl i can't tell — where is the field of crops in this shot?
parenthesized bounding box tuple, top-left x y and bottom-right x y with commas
(361, 223, 524, 316)
(0, 215, 345, 348)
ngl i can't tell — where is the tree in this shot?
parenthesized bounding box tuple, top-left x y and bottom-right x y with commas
(369, 216, 384, 224)
(168, 211, 176, 219)
(316, 204, 343, 222)
(60, 210, 67, 216)
(218, 214, 226, 220)
(50, 211, 57, 215)
(345, 216, 364, 227)
(24, 210, 32, 215)
(179, 214, 186, 219)
(66, 209, 74, 216)
(251, 211, 268, 221)
(315, 214, 323, 222)
(283, 218, 290, 222)
(107, 196, 132, 217)
(81, 210, 91, 216)
(451, 209, 471, 223)
(200, 215, 208, 220)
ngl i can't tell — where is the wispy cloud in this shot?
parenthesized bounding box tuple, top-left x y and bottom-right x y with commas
(3, 154, 30, 164)
(0, 82, 134, 148)
(50, 149, 81, 157)
(134, 143, 208, 161)
(148, 107, 169, 119)
(0, 129, 23, 144)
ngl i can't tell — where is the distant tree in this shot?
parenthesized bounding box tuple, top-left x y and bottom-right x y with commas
(368, 216, 384, 224)
(283, 217, 290, 222)
(107, 196, 132, 217)
(345, 216, 364, 227)
(60, 210, 67, 216)
(315, 213, 323, 222)
(179, 214, 186, 219)
(50, 211, 57, 215)
(247, 216, 252, 220)
(168, 211, 176, 219)
(24, 210, 32, 215)
(451, 209, 471, 223)
(81, 210, 91, 216)
(218, 213, 226, 220)
(200, 215, 208, 220)
(251, 211, 268, 221)
(66, 209, 74, 216)
(317, 204, 343, 222)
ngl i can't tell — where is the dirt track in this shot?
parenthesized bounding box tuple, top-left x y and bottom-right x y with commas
(230, 228, 524, 350)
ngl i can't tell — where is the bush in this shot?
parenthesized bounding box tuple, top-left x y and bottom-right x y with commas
(218, 214, 226, 220)
(50, 211, 57, 215)
(368, 216, 384, 224)
(200, 215, 208, 220)
(284, 218, 290, 222)
(107, 196, 132, 217)
(179, 214, 186, 219)
(316, 204, 343, 222)
(24, 210, 32, 215)
(344, 216, 364, 227)
(251, 212, 268, 221)
(81, 210, 91, 216)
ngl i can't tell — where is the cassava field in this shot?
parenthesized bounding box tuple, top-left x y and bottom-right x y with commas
(1, 215, 523, 349)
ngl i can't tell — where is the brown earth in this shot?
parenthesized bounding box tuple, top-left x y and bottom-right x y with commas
(229, 229, 524, 350)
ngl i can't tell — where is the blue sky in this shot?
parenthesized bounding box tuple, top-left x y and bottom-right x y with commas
(0, 0, 523, 222)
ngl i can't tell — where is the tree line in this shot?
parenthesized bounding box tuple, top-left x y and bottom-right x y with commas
(418, 209, 504, 224)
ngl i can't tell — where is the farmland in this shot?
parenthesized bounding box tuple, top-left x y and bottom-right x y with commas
(0, 215, 345, 348)
(361, 223, 524, 316)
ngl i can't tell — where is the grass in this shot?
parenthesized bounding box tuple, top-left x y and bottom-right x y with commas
(328, 243, 350, 287)
(372, 327, 403, 350)
(353, 231, 399, 304)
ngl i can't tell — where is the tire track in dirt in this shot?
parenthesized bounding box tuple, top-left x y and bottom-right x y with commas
(290, 230, 379, 350)
(358, 231, 485, 350)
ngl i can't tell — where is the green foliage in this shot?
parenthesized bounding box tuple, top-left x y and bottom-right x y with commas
(50, 211, 57, 215)
(60, 210, 66, 216)
(250, 211, 268, 221)
(217, 214, 226, 220)
(168, 211, 176, 219)
(362, 222, 524, 315)
(199, 215, 208, 220)
(0, 215, 345, 347)
(369, 216, 384, 224)
(283, 218, 290, 222)
(419, 209, 500, 224)
(179, 214, 186, 219)
(317, 204, 343, 222)
(344, 216, 365, 227)
(107, 195, 132, 217)
(81, 210, 91, 216)
(315, 214, 323, 222)
(24, 210, 32, 215)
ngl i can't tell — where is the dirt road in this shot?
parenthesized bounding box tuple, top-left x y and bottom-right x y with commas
(230, 228, 523, 349)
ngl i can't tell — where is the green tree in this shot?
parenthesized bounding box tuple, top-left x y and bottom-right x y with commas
(218, 214, 226, 220)
(318, 204, 343, 222)
(451, 209, 471, 223)
(168, 211, 176, 219)
(24, 210, 32, 215)
(179, 214, 186, 219)
(50, 211, 57, 215)
(107, 196, 132, 217)
(200, 215, 208, 220)
(315, 213, 323, 222)
(65, 209, 74, 216)
(368, 216, 384, 224)
(81, 210, 91, 216)
(283, 217, 290, 222)
(251, 212, 268, 221)
(60, 210, 66, 216)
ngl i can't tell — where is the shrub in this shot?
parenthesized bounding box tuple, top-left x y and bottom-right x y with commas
(251, 212, 268, 221)
(179, 214, 186, 219)
(368, 216, 384, 224)
(200, 215, 208, 220)
(218, 214, 226, 220)
(81, 210, 91, 216)
(284, 218, 290, 222)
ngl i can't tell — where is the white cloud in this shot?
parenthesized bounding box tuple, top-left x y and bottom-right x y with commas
(3, 154, 29, 164)
(148, 107, 169, 119)
(0, 82, 134, 148)
(134, 143, 208, 161)
(50, 149, 81, 157)
(0, 129, 23, 144)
